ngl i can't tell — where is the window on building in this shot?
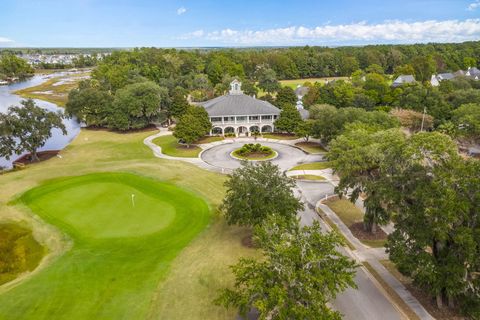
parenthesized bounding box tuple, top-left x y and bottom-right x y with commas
(261, 115, 272, 121)
(236, 116, 247, 122)
(211, 117, 222, 122)
(249, 115, 259, 121)
(223, 116, 235, 122)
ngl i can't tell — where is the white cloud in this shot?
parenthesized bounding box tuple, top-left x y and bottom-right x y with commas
(182, 19, 480, 45)
(0, 37, 14, 45)
(177, 7, 187, 15)
(468, 1, 480, 11)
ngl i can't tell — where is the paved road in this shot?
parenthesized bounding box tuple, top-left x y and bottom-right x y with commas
(201, 141, 323, 171)
(146, 134, 403, 320)
(297, 183, 402, 320)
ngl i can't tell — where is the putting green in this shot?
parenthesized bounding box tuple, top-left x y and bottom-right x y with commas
(0, 172, 210, 319)
(28, 181, 176, 238)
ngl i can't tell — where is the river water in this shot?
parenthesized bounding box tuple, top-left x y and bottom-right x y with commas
(0, 73, 81, 168)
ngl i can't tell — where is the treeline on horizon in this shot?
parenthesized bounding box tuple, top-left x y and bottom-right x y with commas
(1, 41, 479, 77)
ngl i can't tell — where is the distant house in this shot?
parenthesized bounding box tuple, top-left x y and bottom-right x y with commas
(296, 100, 310, 120)
(199, 79, 280, 136)
(454, 70, 466, 78)
(466, 67, 480, 81)
(392, 75, 416, 88)
(430, 72, 455, 87)
(294, 85, 309, 100)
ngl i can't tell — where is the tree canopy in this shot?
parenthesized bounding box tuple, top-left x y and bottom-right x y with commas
(274, 105, 303, 134)
(221, 161, 303, 227)
(0, 54, 34, 80)
(215, 216, 357, 320)
(173, 106, 211, 146)
(0, 99, 66, 161)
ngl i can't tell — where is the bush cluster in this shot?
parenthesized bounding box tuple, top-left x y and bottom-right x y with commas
(236, 143, 273, 156)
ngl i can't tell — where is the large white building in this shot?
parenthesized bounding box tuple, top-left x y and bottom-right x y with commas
(199, 80, 281, 136)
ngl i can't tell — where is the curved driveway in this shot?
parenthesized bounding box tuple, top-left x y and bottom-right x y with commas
(201, 141, 323, 171)
(146, 132, 403, 320)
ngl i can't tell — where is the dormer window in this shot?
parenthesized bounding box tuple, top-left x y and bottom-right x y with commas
(229, 79, 243, 95)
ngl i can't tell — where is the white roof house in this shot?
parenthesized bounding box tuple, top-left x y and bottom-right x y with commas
(430, 73, 455, 86)
(392, 75, 416, 88)
(199, 80, 281, 136)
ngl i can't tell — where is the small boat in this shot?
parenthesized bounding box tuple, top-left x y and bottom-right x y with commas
(0, 80, 9, 86)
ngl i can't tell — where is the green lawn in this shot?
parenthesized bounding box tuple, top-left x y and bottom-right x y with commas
(295, 142, 327, 154)
(1, 172, 210, 319)
(152, 135, 202, 158)
(324, 199, 387, 248)
(291, 174, 325, 181)
(262, 133, 298, 140)
(0, 129, 256, 320)
(289, 162, 331, 171)
(279, 77, 349, 89)
(195, 136, 224, 144)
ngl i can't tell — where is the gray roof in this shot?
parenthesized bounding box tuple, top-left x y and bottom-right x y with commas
(295, 86, 309, 96)
(199, 94, 280, 117)
(437, 73, 455, 80)
(392, 75, 416, 87)
(467, 67, 480, 76)
(299, 109, 310, 120)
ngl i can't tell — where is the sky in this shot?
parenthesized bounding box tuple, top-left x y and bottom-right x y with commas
(1, 0, 480, 47)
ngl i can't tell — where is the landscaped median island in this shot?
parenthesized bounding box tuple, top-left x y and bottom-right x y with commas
(323, 198, 387, 248)
(231, 143, 278, 161)
(0, 223, 45, 286)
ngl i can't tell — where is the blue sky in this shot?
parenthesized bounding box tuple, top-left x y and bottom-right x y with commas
(1, 0, 480, 47)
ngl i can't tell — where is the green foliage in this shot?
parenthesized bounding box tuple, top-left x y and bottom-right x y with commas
(393, 64, 415, 78)
(235, 143, 273, 156)
(275, 86, 297, 109)
(109, 81, 167, 130)
(0, 99, 66, 161)
(0, 54, 34, 79)
(451, 103, 480, 140)
(463, 57, 477, 69)
(411, 56, 436, 82)
(173, 106, 211, 146)
(168, 89, 189, 119)
(221, 161, 303, 227)
(215, 216, 357, 319)
(384, 134, 479, 315)
(366, 64, 384, 74)
(294, 120, 314, 141)
(206, 53, 245, 85)
(88, 45, 480, 127)
(327, 126, 406, 232)
(257, 68, 280, 94)
(274, 105, 303, 133)
(311, 106, 399, 143)
(66, 80, 114, 126)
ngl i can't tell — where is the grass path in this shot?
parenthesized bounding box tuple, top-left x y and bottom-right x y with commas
(0, 129, 255, 319)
